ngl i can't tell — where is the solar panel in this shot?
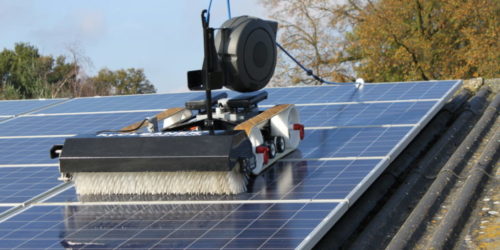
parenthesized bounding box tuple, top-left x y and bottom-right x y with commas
(296, 101, 435, 127)
(0, 202, 347, 249)
(0, 207, 10, 214)
(0, 80, 462, 249)
(0, 99, 66, 116)
(261, 80, 458, 105)
(0, 137, 63, 165)
(32, 92, 203, 114)
(0, 112, 159, 136)
(29, 81, 456, 115)
(294, 127, 412, 158)
(0, 167, 60, 203)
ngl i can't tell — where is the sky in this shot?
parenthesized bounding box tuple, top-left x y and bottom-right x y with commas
(0, 0, 268, 93)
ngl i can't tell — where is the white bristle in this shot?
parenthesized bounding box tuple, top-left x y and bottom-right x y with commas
(73, 167, 247, 195)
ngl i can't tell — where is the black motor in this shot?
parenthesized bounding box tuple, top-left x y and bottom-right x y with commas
(188, 15, 278, 92)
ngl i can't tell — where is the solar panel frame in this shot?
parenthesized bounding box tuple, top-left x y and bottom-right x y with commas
(0, 207, 11, 214)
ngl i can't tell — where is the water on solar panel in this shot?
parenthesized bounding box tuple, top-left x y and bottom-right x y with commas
(0, 202, 346, 249)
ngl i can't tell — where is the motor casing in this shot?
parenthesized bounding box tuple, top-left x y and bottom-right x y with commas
(215, 16, 278, 92)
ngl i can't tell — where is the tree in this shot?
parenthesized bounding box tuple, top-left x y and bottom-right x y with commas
(0, 43, 157, 99)
(262, 0, 353, 86)
(261, 0, 499, 85)
(0, 43, 79, 99)
(91, 68, 156, 95)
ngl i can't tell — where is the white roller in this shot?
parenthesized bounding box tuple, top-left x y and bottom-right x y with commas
(73, 165, 247, 195)
(270, 105, 301, 150)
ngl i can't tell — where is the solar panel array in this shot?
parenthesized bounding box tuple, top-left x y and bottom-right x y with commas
(0, 80, 461, 249)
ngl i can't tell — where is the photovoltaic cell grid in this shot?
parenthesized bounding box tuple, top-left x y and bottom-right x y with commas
(0, 137, 64, 165)
(0, 203, 346, 249)
(261, 80, 456, 105)
(296, 101, 436, 127)
(0, 98, 66, 116)
(0, 80, 462, 249)
(29, 81, 456, 114)
(32, 92, 204, 114)
(0, 167, 60, 203)
(0, 102, 432, 137)
(0, 111, 160, 136)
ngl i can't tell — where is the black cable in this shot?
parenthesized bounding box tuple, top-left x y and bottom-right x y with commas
(276, 42, 356, 86)
(96, 119, 149, 134)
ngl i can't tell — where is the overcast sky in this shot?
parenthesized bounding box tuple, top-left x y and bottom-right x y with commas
(0, 0, 268, 93)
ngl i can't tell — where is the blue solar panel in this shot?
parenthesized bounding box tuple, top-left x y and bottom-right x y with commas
(0, 202, 346, 249)
(0, 102, 431, 137)
(0, 80, 462, 249)
(292, 127, 412, 158)
(0, 137, 63, 165)
(0, 127, 407, 166)
(0, 99, 66, 116)
(30, 81, 457, 115)
(0, 112, 159, 136)
(33, 92, 204, 114)
(0, 207, 10, 214)
(261, 80, 458, 105)
(296, 101, 435, 127)
(0, 167, 60, 203)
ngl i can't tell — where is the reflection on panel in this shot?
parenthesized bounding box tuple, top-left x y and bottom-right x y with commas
(0, 202, 345, 249)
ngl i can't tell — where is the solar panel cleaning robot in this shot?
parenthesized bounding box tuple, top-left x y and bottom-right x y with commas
(50, 11, 304, 195)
